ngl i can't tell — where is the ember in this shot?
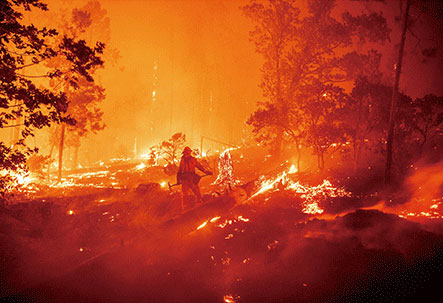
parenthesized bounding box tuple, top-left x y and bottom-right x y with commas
(223, 294, 237, 303)
(196, 221, 208, 230)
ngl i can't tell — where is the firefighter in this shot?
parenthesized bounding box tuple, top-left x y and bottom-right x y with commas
(177, 146, 212, 211)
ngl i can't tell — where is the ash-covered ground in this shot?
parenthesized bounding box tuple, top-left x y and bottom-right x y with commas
(1, 148, 442, 303)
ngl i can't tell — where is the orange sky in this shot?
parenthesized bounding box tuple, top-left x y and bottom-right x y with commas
(26, 0, 263, 164)
(3, 0, 441, 166)
(90, 0, 263, 160)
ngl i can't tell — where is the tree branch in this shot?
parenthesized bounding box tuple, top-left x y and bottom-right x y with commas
(1, 123, 25, 128)
(16, 73, 48, 78)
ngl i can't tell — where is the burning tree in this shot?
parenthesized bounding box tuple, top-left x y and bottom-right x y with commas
(343, 77, 390, 171)
(341, 77, 442, 179)
(242, 0, 299, 157)
(0, 0, 104, 194)
(50, 76, 106, 177)
(243, 0, 389, 168)
(393, 94, 442, 174)
(405, 95, 443, 156)
(44, 1, 113, 181)
(383, 0, 442, 184)
(302, 84, 349, 170)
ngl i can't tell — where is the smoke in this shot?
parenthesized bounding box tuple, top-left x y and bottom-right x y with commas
(381, 160, 443, 221)
(404, 161, 443, 209)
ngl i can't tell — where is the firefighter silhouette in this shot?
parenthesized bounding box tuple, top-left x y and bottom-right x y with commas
(177, 146, 212, 211)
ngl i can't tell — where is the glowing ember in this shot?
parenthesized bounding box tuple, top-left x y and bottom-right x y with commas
(225, 233, 234, 239)
(223, 294, 238, 303)
(397, 198, 443, 219)
(67, 210, 75, 215)
(210, 216, 221, 223)
(195, 215, 250, 231)
(237, 215, 249, 222)
(196, 221, 208, 230)
(217, 216, 250, 229)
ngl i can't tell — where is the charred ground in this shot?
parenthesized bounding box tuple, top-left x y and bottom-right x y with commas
(1, 148, 442, 303)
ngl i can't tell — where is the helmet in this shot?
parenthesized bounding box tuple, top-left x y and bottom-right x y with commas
(182, 146, 192, 155)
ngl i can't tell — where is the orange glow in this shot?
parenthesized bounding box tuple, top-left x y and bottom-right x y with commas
(1, 169, 34, 191)
(397, 198, 442, 219)
(196, 221, 208, 230)
(1, 1, 441, 303)
(136, 163, 146, 170)
(288, 164, 298, 174)
(223, 294, 237, 303)
(210, 216, 221, 223)
(195, 215, 250, 232)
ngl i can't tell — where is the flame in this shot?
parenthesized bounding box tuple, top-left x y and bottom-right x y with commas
(217, 216, 250, 229)
(196, 221, 208, 230)
(223, 294, 238, 303)
(213, 148, 238, 188)
(249, 170, 291, 198)
(397, 198, 442, 219)
(136, 163, 146, 170)
(250, 168, 352, 215)
(210, 216, 221, 223)
(1, 169, 33, 188)
(288, 164, 298, 174)
(15, 172, 32, 185)
(195, 215, 250, 231)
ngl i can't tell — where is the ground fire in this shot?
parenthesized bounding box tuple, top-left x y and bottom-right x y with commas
(1, 0, 442, 303)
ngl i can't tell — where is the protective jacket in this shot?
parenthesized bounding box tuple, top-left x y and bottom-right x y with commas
(177, 155, 207, 184)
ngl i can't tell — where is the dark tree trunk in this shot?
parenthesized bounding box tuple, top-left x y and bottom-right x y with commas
(385, 0, 411, 185)
(272, 128, 284, 158)
(73, 144, 79, 170)
(319, 152, 325, 171)
(295, 141, 301, 173)
(47, 142, 56, 181)
(58, 124, 66, 182)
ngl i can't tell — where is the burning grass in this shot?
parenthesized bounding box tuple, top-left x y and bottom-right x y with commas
(1, 148, 442, 302)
